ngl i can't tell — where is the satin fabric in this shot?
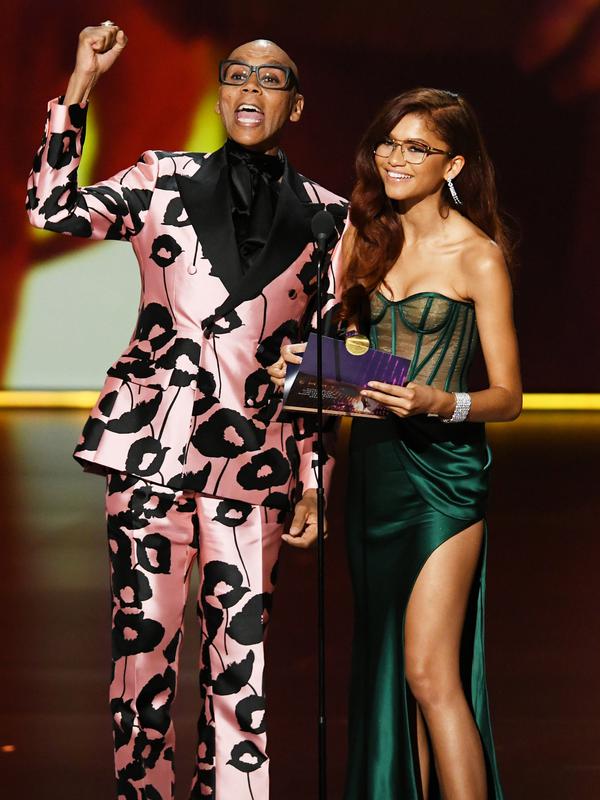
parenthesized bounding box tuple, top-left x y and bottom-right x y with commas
(106, 472, 282, 800)
(27, 99, 348, 503)
(225, 138, 284, 271)
(344, 415, 504, 800)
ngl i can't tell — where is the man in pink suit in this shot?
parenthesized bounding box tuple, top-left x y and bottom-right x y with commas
(27, 22, 347, 800)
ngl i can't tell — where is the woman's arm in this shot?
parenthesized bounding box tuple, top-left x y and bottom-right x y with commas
(459, 246, 522, 421)
(362, 245, 523, 423)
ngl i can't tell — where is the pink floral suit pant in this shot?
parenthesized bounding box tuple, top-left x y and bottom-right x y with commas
(106, 471, 283, 800)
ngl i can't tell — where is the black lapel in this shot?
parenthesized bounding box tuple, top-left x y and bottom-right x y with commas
(174, 147, 243, 293)
(203, 158, 325, 332)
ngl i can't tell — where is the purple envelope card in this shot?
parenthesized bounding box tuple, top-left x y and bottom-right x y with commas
(282, 333, 411, 418)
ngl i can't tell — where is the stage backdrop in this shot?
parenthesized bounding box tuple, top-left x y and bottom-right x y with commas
(6, 0, 600, 391)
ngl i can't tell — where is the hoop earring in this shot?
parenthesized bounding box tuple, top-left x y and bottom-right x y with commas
(447, 177, 462, 206)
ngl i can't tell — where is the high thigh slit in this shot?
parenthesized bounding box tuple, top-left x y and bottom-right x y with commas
(403, 520, 486, 799)
(342, 293, 504, 799)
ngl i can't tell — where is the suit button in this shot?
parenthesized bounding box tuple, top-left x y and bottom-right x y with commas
(188, 264, 197, 275)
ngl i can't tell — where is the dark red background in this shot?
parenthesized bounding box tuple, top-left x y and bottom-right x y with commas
(3, 4, 600, 798)
(6, 0, 599, 390)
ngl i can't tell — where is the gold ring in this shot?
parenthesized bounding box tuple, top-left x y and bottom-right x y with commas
(101, 20, 116, 27)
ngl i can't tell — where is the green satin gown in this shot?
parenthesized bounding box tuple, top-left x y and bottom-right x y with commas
(344, 292, 504, 799)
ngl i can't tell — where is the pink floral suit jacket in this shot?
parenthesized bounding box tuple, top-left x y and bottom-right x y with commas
(27, 99, 348, 511)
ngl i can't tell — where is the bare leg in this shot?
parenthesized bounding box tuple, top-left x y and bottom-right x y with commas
(405, 521, 487, 800)
(416, 704, 431, 799)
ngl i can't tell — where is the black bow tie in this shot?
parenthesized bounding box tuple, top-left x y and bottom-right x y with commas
(225, 139, 285, 270)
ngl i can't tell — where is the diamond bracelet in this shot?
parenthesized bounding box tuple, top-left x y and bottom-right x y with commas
(442, 391, 472, 423)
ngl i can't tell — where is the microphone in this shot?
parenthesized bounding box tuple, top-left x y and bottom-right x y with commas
(311, 209, 336, 253)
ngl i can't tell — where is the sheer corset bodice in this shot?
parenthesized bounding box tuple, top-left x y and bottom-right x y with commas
(369, 291, 478, 392)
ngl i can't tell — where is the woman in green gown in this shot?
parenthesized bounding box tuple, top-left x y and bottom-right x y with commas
(271, 88, 522, 799)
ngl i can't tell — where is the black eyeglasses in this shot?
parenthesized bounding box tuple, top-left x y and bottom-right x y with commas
(374, 138, 452, 164)
(219, 60, 299, 91)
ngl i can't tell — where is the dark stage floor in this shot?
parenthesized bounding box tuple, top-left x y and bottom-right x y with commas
(0, 410, 598, 799)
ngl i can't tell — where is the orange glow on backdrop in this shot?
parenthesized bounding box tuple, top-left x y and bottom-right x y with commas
(5, 0, 600, 391)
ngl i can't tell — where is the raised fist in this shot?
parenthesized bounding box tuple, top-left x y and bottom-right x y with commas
(73, 23, 128, 79)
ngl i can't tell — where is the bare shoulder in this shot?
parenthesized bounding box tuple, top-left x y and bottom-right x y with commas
(455, 224, 509, 293)
(464, 236, 506, 275)
(444, 216, 511, 304)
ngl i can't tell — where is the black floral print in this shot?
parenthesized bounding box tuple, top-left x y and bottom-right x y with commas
(112, 609, 165, 657)
(28, 96, 348, 799)
(236, 448, 291, 491)
(149, 234, 183, 268)
(125, 437, 169, 477)
(46, 130, 78, 169)
(235, 694, 267, 734)
(106, 392, 162, 434)
(227, 593, 272, 646)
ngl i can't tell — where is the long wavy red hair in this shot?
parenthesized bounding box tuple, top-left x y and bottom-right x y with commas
(341, 88, 514, 326)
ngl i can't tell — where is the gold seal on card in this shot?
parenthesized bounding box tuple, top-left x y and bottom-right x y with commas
(345, 334, 370, 356)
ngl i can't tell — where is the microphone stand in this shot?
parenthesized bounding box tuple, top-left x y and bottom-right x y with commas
(307, 208, 336, 800)
(314, 229, 329, 800)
